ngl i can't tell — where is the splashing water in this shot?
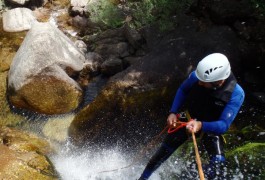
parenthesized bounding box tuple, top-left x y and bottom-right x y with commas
(50, 141, 180, 180)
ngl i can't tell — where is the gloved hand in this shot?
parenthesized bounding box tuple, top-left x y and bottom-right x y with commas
(186, 119, 202, 133)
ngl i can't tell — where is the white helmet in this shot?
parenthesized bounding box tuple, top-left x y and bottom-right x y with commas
(195, 53, 231, 82)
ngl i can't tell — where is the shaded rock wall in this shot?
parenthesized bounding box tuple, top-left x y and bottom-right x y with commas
(69, 13, 245, 150)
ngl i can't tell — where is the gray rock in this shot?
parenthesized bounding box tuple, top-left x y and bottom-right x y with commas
(100, 57, 123, 76)
(3, 8, 37, 32)
(7, 22, 87, 114)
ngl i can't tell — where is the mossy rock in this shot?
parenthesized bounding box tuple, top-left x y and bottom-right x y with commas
(0, 127, 59, 179)
(0, 22, 27, 126)
(69, 80, 175, 149)
(223, 125, 265, 151)
(8, 76, 82, 115)
(240, 125, 265, 141)
(0, 71, 25, 127)
(226, 142, 265, 178)
(0, 126, 54, 154)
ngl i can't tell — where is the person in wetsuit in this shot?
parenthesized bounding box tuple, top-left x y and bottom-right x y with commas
(138, 53, 245, 179)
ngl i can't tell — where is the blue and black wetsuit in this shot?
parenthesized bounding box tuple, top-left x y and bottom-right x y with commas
(139, 71, 245, 180)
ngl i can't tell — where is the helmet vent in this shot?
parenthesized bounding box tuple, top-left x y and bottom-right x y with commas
(204, 66, 223, 75)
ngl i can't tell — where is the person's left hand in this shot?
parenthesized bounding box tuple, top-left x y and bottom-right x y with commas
(186, 120, 202, 133)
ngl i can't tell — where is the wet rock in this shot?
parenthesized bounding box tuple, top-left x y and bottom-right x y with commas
(0, 126, 58, 179)
(0, 71, 24, 127)
(0, 48, 16, 72)
(7, 22, 88, 115)
(3, 8, 37, 32)
(240, 125, 265, 141)
(100, 57, 123, 76)
(71, 15, 88, 29)
(226, 142, 265, 178)
(84, 52, 103, 75)
(77, 52, 104, 87)
(42, 114, 74, 142)
(94, 41, 130, 59)
(69, 14, 243, 149)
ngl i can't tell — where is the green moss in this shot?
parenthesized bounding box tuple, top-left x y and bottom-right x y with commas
(87, 0, 125, 28)
(0, 72, 25, 127)
(226, 142, 265, 158)
(226, 143, 265, 177)
(0, 19, 27, 126)
(241, 125, 264, 133)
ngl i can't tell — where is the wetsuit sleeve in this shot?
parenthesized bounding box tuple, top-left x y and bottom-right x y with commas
(202, 84, 245, 134)
(170, 71, 198, 113)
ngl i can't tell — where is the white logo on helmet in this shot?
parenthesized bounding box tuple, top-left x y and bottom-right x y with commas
(203, 66, 224, 80)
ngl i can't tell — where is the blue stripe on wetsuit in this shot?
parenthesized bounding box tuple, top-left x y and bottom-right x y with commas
(169, 71, 245, 135)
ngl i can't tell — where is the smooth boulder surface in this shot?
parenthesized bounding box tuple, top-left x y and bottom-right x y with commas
(7, 22, 87, 114)
(3, 8, 37, 32)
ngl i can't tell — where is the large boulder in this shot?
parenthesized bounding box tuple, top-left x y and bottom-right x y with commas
(3, 8, 37, 32)
(0, 126, 58, 179)
(68, 14, 243, 150)
(7, 22, 87, 115)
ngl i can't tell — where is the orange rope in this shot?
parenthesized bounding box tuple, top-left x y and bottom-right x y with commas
(167, 121, 187, 133)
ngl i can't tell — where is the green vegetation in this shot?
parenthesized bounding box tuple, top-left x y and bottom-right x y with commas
(130, 0, 193, 30)
(87, 0, 194, 30)
(87, 0, 125, 28)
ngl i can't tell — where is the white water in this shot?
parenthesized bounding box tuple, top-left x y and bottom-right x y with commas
(51, 141, 180, 180)
(23, 114, 250, 180)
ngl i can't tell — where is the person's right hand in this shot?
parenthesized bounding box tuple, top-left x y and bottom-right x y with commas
(167, 113, 178, 128)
